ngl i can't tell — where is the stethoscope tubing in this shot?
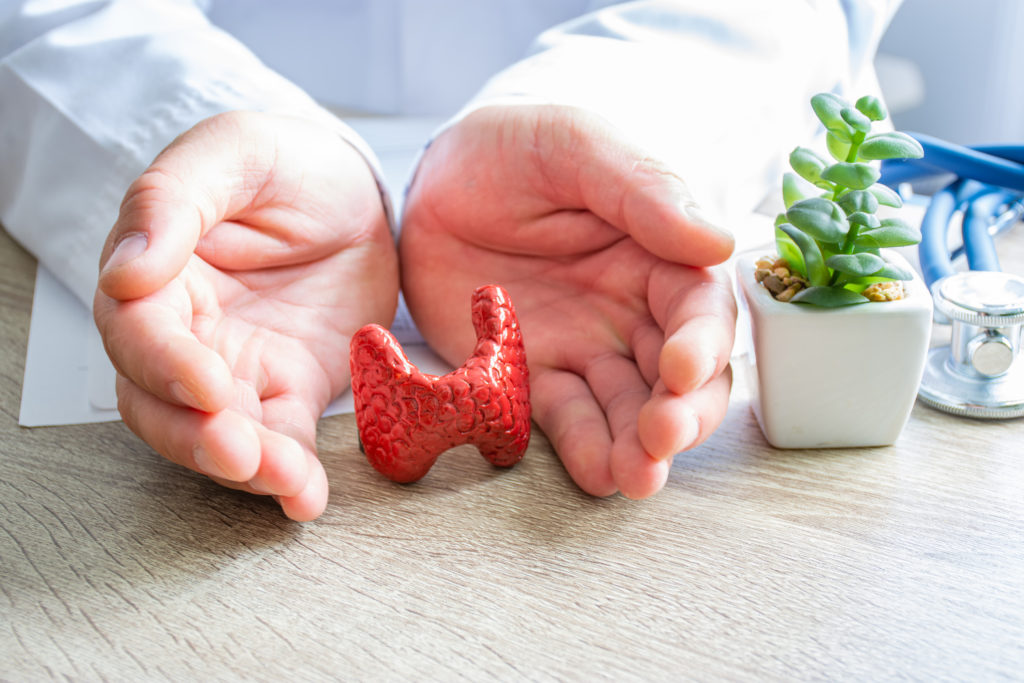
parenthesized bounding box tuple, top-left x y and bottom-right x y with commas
(881, 132, 1024, 191)
(881, 134, 1024, 288)
(962, 187, 1010, 273)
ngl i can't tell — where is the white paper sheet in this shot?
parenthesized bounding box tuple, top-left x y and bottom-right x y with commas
(19, 266, 121, 426)
(18, 116, 449, 427)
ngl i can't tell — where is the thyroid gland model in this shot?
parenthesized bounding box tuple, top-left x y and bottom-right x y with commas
(349, 285, 531, 483)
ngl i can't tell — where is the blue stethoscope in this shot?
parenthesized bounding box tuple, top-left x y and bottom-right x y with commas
(879, 134, 1024, 418)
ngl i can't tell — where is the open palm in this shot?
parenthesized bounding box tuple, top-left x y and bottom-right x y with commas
(401, 106, 736, 498)
(94, 112, 398, 520)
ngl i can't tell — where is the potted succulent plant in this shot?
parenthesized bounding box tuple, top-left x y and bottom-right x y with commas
(736, 92, 934, 448)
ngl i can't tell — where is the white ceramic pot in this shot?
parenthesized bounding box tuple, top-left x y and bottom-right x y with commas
(736, 250, 933, 449)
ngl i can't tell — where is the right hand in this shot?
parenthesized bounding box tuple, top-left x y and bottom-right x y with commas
(400, 105, 736, 500)
(93, 111, 398, 521)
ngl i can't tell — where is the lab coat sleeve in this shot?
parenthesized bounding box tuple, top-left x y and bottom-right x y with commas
(442, 0, 903, 245)
(0, 0, 391, 309)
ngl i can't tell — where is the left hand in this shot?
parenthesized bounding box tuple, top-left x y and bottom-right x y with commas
(400, 105, 736, 499)
(93, 112, 398, 521)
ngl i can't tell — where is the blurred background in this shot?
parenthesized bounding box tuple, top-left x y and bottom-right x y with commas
(877, 0, 1024, 145)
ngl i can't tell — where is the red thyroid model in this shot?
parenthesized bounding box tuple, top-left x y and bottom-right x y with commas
(350, 285, 530, 483)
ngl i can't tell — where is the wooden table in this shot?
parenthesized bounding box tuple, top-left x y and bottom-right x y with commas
(2, 226, 1022, 680)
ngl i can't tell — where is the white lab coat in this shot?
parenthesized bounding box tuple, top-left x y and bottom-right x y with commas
(0, 0, 901, 310)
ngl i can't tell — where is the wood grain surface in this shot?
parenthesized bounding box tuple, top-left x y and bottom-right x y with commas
(2, 227, 1022, 681)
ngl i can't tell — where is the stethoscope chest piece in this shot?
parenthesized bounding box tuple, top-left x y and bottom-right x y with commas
(918, 271, 1024, 418)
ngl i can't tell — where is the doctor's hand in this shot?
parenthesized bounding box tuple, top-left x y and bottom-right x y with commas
(401, 105, 736, 499)
(94, 111, 397, 521)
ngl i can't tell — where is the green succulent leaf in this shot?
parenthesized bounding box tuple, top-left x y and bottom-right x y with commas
(869, 183, 903, 208)
(837, 189, 879, 215)
(774, 224, 806, 278)
(842, 279, 875, 292)
(855, 95, 887, 122)
(771, 91, 917, 308)
(821, 162, 881, 190)
(858, 217, 922, 247)
(826, 131, 852, 161)
(873, 262, 915, 281)
(790, 286, 869, 307)
(857, 132, 924, 160)
(854, 233, 881, 249)
(880, 216, 916, 230)
(829, 126, 854, 143)
(818, 242, 840, 262)
(841, 106, 871, 133)
(789, 147, 828, 184)
(811, 93, 854, 136)
(846, 261, 914, 286)
(826, 252, 886, 277)
(782, 172, 807, 209)
(848, 211, 881, 229)
(785, 197, 848, 244)
(779, 223, 829, 286)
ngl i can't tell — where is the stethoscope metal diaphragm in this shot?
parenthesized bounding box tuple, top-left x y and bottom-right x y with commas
(917, 271, 1024, 418)
(882, 134, 1024, 419)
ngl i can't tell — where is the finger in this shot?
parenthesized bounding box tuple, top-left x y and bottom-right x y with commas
(582, 351, 651, 440)
(117, 375, 316, 502)
(660, 314, 734, 395)
(98, 161, 212, 301)
(94, 290, 235, 413)
(234, 341, 333, 520)
(275, 452, 329, 522)
(649, 265, 736, 395)
(97, 112, 276, 300)
(637, 367, 733, 461)
(581, 352, 675, 499)
(117, 374, 261, 482)
(533, 107, 735, 266)
(609, 426, 672, 501)
(530, 369, 617, 497)
(259, 393, 323, 454)
(630, 319, 665, 388)
(246, 428, 310, 498)
(249, 392, 323, 497)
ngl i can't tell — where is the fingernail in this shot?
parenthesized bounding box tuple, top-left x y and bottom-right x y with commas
(651, 409, 700, 462)
(681, 202, 732, 239)
(248, 473, 273, 494)
(170, 381, 202, 410)
(193, 444, 230, 480)
(662, 411, 700, 459)
(103, 233, 148, 273)
(698, 355, 719, 388)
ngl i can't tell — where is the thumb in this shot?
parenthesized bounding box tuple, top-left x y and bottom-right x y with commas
(97, 112, 267, 300)
(98, 170, 205, 301)
(547, 107, 736, 267)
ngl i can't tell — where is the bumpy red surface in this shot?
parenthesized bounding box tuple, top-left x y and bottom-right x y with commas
(349, 285, 530, 483)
